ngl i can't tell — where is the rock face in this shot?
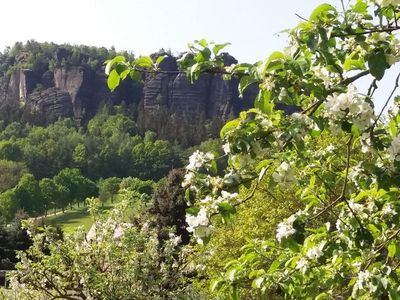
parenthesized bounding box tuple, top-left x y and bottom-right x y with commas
(138, 52, 255, 144)
(0, 49, 256, 144)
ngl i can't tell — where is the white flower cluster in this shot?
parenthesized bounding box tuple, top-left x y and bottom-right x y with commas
(306, 242, 325, 260)
(353, 269, 379, 296)
(262, 76, 275, 91)
(388, 134, 400, 162)
(375, 0, 400, 7)
(199, 190, 238, 210)
(186, 208, 211, 244)
(386, 38, 400, 65)
(290, 113, 318, 138)
(276, 213, 298, 243)
(295, 257, 309, 274)
(382, 203, 397, 216)
(325, 85, 374, 132)
(348, 162, 368, 188)
(311, 65, 332, 88)
(272, 161, 298, 188)
(182, 150, 215, 188)
(186, 150, 214, 172)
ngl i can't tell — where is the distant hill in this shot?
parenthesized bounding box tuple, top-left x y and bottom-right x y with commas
(0, 41, 258, 145)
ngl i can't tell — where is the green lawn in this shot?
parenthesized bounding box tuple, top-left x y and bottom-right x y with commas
(44, 203, 114, 234)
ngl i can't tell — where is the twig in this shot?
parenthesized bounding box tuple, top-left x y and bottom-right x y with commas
(295, 13, 308, 21)
(371, 71, 400, 131)
(367, 79, 377, 97)
(333, 26, 400, 37)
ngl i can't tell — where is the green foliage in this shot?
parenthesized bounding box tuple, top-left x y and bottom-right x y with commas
(13, 173, 43, 216)
(0, 160, 27, 193)
(101, 1, 400, 298)
(98, 177, 121, 204)
(53, 168, 98, 207)
(7, 201, 193, 299)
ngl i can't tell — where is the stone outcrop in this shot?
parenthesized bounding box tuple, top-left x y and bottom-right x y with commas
(0, 48, 257, 144)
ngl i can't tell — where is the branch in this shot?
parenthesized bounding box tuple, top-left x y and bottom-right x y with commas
(333, 26, 400, 38)
(371, 71, 400, 131)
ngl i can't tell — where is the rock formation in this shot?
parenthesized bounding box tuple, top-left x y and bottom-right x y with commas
(0, 47, 257, 145)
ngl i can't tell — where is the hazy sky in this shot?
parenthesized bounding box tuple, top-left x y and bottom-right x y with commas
(1, 0, 398, 111)
(1, 0, 342, 62)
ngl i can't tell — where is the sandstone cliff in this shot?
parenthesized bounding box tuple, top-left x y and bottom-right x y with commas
(0, 46, 255, 145)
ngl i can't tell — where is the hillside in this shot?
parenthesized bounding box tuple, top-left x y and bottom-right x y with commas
(0, 41, 258, 145)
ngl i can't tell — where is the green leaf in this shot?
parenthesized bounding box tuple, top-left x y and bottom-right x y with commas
(184, 188, 191, 202)
(197, 38, 208, 47)
(232, 285, 240, 300)
(238, 76, 258, 98)
(252, 277, 264, 289)
(368, 50, 388, 80)
(268, 259, 281, 273)
(315, 292, 329, 300)
(194, 48, 212, 63)
(220, 119, 240, 138)
(209, 278, 223, 291)
(389, 242, 397, 258)
(264, 51, 285, 73)
(209, 160, 218, 174)
(107, 69, 120, 91)
(129, 70, 142, 81)
(186, 206, 200, 215)
(255, 90, 274, 115)
(105, 55, 126, 75)
(343, 52, 365, 71)
(134, 56, 154, 68)
(218, 202, 236, 225)
(389, 119, 398, 137)
(155, 55, 166, 66)
(119, 69, 130, 80)
(213, 42, 231, 56)
(309, 3, 336, 21)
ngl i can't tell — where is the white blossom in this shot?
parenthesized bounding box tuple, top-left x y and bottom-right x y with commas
(311, 65, 331, 88)
(182, 171, 195, 187)
(354, 270, 371, 291)
(278, 87, 287, 100)
(382, 203, 397, 216)
(295, 257, 309, 274)
(222, 142, 230, 154)
(276, 222, 296, 243)
(375, 0, 400, 7)
(276, 213, 300, 243)
(262, 76, 275, 91)
(272, 161, 298, 188)
(168, 232, 182, 246)
(349, 200, 364, 214)
(389, 134, 400, 162)
(186, 208, 209, 233)
(325, 85, 374, 132)
(306, 243, 325, 260)
(186, 150, 214, 172)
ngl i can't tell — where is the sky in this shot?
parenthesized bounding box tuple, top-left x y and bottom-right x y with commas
(0, 0, 398, 111)
(1, 0, 340, 62)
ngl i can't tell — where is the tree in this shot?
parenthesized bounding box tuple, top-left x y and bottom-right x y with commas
(98, 177, 121, 205)
(0, 190, 18, 223)
(4, 200, 193, 300)
(0, 140, 22, 161)
(13, 174, 43, 216)
(0, 160, 27, 193)
(39, 178, 59, 215)
(105, 1, 400, 298)
(54, 168, 98, 208)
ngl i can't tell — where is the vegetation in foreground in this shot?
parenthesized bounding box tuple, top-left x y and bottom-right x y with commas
(4, 0, 400, 299)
